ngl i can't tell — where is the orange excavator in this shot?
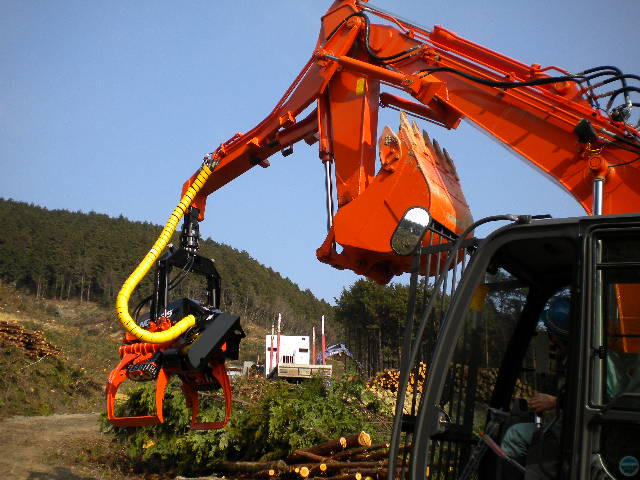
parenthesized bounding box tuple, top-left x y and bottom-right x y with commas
(107, 2, 640, 477)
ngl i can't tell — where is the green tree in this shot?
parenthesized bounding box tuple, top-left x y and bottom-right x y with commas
(335, 279, 415, 375)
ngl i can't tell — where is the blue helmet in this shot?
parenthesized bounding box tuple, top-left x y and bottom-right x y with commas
(542, 297, 571, 339)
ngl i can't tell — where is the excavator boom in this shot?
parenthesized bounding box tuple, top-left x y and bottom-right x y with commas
(181, 0, 640, 284)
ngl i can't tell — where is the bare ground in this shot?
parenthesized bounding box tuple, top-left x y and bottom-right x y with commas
(0, 413, 127, 480)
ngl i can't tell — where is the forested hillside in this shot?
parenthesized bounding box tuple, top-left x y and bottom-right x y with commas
(0, 198, 334, 336)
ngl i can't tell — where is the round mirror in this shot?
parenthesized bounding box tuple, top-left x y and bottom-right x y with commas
(391, 207, 431, 256)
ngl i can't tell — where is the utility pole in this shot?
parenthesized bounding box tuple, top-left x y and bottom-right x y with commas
(276, 313, 282, 367)
(312, 326, 316, 365)
(321, 315, 326, 365)
(269, 323, 274, 375)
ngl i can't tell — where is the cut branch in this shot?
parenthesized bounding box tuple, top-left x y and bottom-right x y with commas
(286, 431, 371, 464)
(213, 460, 288, 474)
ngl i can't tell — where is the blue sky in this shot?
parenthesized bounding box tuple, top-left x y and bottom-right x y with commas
(2, 1, 639, 304)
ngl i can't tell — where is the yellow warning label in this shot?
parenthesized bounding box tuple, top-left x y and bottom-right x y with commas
(356, 77, 366, 95)
(470, 284, 490, 312)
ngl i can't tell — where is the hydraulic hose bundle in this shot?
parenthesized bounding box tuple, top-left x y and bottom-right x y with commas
(115, 160, 214, 344)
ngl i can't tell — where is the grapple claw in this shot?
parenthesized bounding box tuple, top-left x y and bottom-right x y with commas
(180, 361, 233, 430)
(106, 352, 168, 427)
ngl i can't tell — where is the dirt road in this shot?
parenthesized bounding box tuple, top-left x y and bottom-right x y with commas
(0, 413, 119, 480)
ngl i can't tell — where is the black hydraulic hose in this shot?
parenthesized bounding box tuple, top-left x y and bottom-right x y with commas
(578, 65, 632, 108)
(608, 141, 640, 157)
(326, 16, 638, 118)
(321, 12, 362, 45)
(325, 15, 638, 124)
(133, 293, 154, 322)
(578, 66, 628, 89)
(609, 155, 640, 168)
(582, 70, 627, 82)
(577, 70, 627, 110)
(603, 87, 640, 113)
(167, 254, 194, 292)
(384, 48, 424, 65)
(133, 255, 194, 322)
(578, 65, 626, 76)
(418, 66, 588, 89)
(583, 77, 602, 110)
(358, 12, 422, 63)
(588, 73, 640, 90)
(578, 65, 628, 83)
(581, 71, 640, 114)
(419, 66, 640, 126)
(323, 12, 424, 65)
(599, 128, 640, 154)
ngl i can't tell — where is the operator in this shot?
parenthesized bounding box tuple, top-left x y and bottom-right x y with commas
(500, 296, 569, 464)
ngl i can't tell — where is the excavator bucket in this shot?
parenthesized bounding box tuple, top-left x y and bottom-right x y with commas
(319, 113, 473, 283)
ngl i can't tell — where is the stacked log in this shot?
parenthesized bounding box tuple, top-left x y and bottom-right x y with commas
(367, 362, 534, 401)
(447, 363, 535, 401)
(0, 320, 62, 359)
(211, 431, 402, 480)
(367, 362, 426, 393)
(286, 432, 372, 463)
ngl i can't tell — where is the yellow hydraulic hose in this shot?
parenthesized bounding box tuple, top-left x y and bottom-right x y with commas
(115, 162, 214, 344)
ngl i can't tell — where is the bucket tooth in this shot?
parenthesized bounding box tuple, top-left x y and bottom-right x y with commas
(443, 148, 459, 179)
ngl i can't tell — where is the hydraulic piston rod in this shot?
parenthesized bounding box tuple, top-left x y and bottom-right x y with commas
(593, 178, 604, 216)
(324, 160, 335, 232)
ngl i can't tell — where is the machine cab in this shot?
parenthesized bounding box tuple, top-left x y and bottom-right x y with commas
(399, 214, 640, 480)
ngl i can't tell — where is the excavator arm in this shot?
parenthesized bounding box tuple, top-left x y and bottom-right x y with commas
(182, 0, 640, 282)
(108, 0, 640, 433)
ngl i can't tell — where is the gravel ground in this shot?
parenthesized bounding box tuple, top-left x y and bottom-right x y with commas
(0, 413, 119, 480)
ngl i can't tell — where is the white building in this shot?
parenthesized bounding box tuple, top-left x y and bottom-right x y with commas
(265, 335, 310, 376)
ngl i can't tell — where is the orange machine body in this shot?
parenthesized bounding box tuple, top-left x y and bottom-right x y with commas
(180, 0, 640, 284)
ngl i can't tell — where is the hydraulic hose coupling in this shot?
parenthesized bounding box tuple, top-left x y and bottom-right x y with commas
(115, 158, 217, 344)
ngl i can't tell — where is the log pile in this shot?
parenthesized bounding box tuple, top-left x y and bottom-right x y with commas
(211, 431, 402, 480)
(0, 320, 62, 359)
(446, 363, 535, 401)
(367, 362, 534, 401)
(367, 362, 426, 393)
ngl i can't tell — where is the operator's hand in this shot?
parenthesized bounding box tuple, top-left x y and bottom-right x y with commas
(529, 393, 557, 413)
